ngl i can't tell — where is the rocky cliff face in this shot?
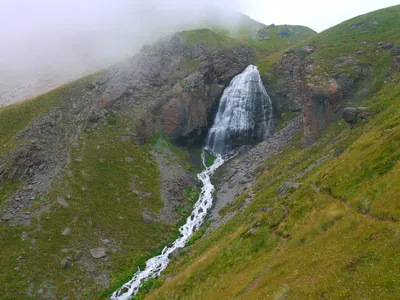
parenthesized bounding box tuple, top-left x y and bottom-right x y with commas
(263, 40, 398, 145)
(98, 32, 254, 143)
(263, 46, 345, 145)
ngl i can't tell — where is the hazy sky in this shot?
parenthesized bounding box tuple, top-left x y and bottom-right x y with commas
(241, 0, 399, 32)
(0, 0, 398, 104)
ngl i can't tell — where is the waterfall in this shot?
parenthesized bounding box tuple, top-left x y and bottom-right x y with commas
(110, 65, 274, 299)
(205, 65, 274, 156)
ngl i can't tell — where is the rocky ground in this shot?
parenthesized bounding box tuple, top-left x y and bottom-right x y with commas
(209, 116, 302, 225)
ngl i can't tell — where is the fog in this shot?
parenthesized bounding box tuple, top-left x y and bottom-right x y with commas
(0, 0, 249, 106)
(0, 0, 398, 106)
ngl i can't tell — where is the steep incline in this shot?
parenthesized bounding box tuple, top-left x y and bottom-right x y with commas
(258, 4, 400, 144)
(0, 30, 254, 299)
(139, 6, 400, 300)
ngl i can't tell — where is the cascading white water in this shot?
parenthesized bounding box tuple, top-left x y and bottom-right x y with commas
(205, 65, 274, 156)
(110, 65, 274, 299)
(110, 152, 224, 300)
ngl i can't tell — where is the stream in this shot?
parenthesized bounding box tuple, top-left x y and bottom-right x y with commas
(110, 65, 273, 299)
(110, 152, 225, 299)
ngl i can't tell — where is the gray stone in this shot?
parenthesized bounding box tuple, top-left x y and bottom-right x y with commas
(277, 182, 301, 197)
(342, 107, 368, 128)
(377, 42, 393, 50)
(2, 213, 14, 220)
(57, 196, 70, 208)
(61, 228, 70, 236)
(100, 238, 110, 245)
(90, 247, 107, 259)
(125, 157, 134, 163)
(74, 251, 82, 261)
(168, 248, 181, 259)
(60, 257, 71, 269)
(142, 212, 153, 224)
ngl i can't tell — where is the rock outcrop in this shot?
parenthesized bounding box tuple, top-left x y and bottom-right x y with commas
(263, 40, 398, 145)
(263, 45, 345, 145)
(342, 107, 369, 128)
(98, 32, 254, 143)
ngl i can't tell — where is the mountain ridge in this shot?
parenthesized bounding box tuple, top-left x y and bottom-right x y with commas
(0, 5, 399, 300)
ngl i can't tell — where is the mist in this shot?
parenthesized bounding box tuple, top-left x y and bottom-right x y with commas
(0, 0, 247, 106)
(2, 0, 397, 106)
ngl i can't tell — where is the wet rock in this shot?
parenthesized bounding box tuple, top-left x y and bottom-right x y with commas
(61, 228, 70, 236)
(99, 33, 253, 143)
(277, 182, 301, 197)
(168, 248, 181, 259)
(90, 247, 107, 259)
(60, 257, 71, 269)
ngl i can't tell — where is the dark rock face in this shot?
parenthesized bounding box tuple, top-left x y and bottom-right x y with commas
(277, 27, 292, 36)
(342, 107, 368, 128)
(390, 44, 400, 77)
(98, 34, 254, 143)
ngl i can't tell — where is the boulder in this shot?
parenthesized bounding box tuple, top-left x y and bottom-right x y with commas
(90, 247, 107, 259)
(61, 228, 70, 236)
(277, 182, 301, 197)
(377, 42, 393, 50)
(342, 107, 368, 128)
(57, 196, 70, 208)
(60, 257, 71, 269)
(142, 213, 153, 224)
(74, 251, 82, 261)
(168, 248, 181, 259)
(2, 213, 14, 221)
(125, 157, 134, 163)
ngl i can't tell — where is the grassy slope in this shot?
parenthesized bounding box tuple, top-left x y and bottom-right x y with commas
(258, 5, 400, 96)
(0, 17, 344, 299)
(0, 74, 99, 159)
(144, 74, 400, 300)
(239, 25, 316, 55)
(0, 109, 201, 298)
(141, 6, 400, 300)
(178, 24, 316, 58)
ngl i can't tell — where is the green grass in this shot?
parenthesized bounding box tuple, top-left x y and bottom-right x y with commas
(178, 29, 246, 50)
(178, 25, 316, 60)
(143, 73, 400, 299)
(241, 25, 316, 55)
(0, 73, 99, 158)
(0, 111, 199, 299)
(258, 5, 400, 104)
